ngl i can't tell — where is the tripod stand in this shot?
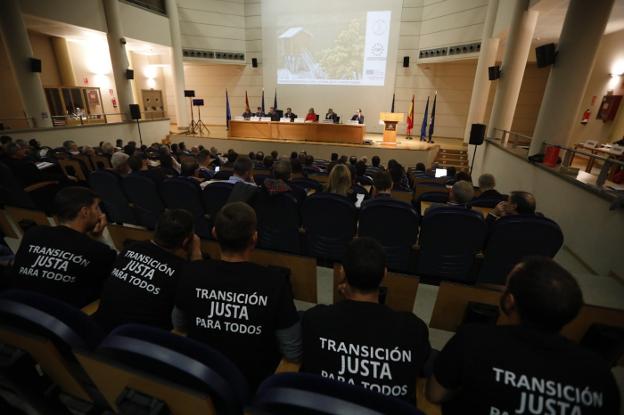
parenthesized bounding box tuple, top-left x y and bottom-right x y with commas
(193, 102, 210, 136)
(183, 96, 197, 135)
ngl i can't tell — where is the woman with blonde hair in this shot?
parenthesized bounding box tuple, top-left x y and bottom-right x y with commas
(327, 164, 352, 197)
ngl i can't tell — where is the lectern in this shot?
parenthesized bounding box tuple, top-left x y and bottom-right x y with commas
(380, 112, 404, 144)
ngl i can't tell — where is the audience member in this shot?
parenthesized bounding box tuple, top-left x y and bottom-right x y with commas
(227, 155, 257, 187)
(179, 159, 203, 186)
(95, 209, 201, 332)
(473, 173, 506, 204)
(173, 202, 302, 389)
(427, 257, 620, 414)
(254, 107, 265, 117)
(262, 155, 273, 170)
(111, 151, 130, 177)
(303, 155, 320, 174)
(355, 160, 373, 186)
(487, 191, 536, 226)
(197, 149, 215, 180)
(367, 170, 393, 201)
(158, 149, 179, 176)
(388, 160, 410, 192)
(454, 170, 472, 184)
(2, 142, 50, 186)
(128, 153, 166, 185)
(11, 187, 116, 307)
(302, 238, 430, 402)
(271, 150, 279, 160)
(327, 164, 352, 198)
(425, 180, 474, 214)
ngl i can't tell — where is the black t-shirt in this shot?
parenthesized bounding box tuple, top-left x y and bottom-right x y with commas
(302, 300, 430, 402)
(95, 241, 187, 332)
(434, 324, 620, 415)
(11, 225, 117, 307)
(175, 259, 299, 389)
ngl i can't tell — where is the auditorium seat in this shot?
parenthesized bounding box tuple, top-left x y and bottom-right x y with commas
(413, 182, 447, 200)
(58, 159, 87, 182)
(254, 190, 302, 254)
(202, 181, 235, 234)
(470, 196, 507, 208)
(291, 177, 323, 193)
(413, 191, 449, 215)
(0, 289, 108, 413)
(107, 223, 153, 250)
(88, 170, 137, 225)
(121, 174, 165, 229)
(3, 206, 54, 236)
(161, 178, 212, 238)
(75, 324, 249, 415)
(358, 198, 419, 272)
(252, 373, 424, 415)
(0, 161, 59, 214)
(478, 215, 564, 285)
(213, 170, 232, 180)
(90, 154, 111, 170)
(302, 193, 357, 262)
(416, 207, 486, 283)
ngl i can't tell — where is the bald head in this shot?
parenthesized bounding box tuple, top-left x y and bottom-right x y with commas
(509, 191, 536, 215)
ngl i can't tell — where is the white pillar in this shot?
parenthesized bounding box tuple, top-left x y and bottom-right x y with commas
(529, 0, 615, 155)
(165, 0, 189, 129)
(464, 0, 500, 143)
(0, 0, 53, 128)
(102, 0, 134, 120)
(486, 0, 538, 139)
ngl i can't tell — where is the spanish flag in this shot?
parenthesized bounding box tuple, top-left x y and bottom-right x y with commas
(244, 90, 250, 113)
(406, 94, 415, 135)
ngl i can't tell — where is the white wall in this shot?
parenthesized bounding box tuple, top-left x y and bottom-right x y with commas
(7, 119, 170, 148)
(119, 1, 172, 47)
(480, 142, 624, 277)
(19, 0, 108, 33)
(419, 0, 488, 49)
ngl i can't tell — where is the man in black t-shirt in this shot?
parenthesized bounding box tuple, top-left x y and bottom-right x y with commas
(302, 238, 430, 403)
(95, 209, 202, 332)
(427, 257, 620, 414)
(173, 202, 301, 390)
(11, 187, 117, 307)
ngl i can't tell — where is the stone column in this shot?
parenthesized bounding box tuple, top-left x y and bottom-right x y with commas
(0, 0, 53, 128)
(529, 0, 615, 155)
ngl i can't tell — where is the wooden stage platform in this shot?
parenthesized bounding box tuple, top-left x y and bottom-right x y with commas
(169, 126, 441, 167)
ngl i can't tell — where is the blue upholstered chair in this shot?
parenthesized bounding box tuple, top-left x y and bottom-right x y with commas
(121, 174, 165, 229)
(88, 170, 137, 225)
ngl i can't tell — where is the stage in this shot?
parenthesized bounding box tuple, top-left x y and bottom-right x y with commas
(168, 126, 442, 167)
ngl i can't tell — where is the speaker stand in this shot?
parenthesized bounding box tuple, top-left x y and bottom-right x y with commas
(195, 106, 210, 136)
(135, 119, 143, 146)
(183, 97, 197, 135)
(469, 144, 478, 175)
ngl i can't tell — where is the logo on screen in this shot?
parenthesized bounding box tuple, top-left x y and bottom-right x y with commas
(371, 43, 384, 56)
(373, 19, 387, 35)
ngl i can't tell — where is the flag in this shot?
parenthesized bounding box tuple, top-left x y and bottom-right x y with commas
(428, 93, 437, 142)
(244, 90, 250, 112)
(225, 89, 231, 130)
(261, 89, 265, 114)
(406, 94, 415, 135)
(420, 96, 429, 141)
(273, 89, 278, 110)
(390, 93, 395, 112)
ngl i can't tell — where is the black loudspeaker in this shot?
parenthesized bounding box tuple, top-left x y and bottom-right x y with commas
(192, 99, 204, 106)
(469, 123, 486, 145)
(536, 43, 556, 68)
(251, 58, 258, 68)
(30, 58, 41, 73)
(403, 56, 409, 68)
(488, 65, 500, 80)
(125, 69, 134, 79)
(129, 104, 141, 120)
(184, 90, 195, 97)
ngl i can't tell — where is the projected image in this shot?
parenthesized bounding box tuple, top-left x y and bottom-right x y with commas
(277, 11, 391, 86)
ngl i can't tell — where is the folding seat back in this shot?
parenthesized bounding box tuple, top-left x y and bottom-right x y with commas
(301, 193, 357, 261)
(122, 175, 165, 229)
(291, 177, 323, 193)
(0, 162, 39, 210)
(161, 178, 211, 238)
(417, 207, 486, 283)
(58, 159, 87, 181)
(254, 190, 301, 254)
(202, 181, 235, 227)
(470, 196, 507, 208)
(414, 191, 449, 215)
(359, 199, 419, 272)
(478, 215, 563, 285)
(0, 290, 107, 412)
(253, 373, 424, 415)
(88, 170, 137, 224)
(76, 324, 248, 415)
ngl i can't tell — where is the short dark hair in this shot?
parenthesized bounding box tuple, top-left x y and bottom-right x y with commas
(272, 159, 291, 180)
(227, 151, 238, 163)
(154, 209, 194, 249)
(510, 191, 536, 214)
(372, 155, 381, 167)
(506, 257, 582, 332)
(197, 149, 211, 163)
(214, 202, 256, 253)
(304, 155, 314, 166)
(373, 171, 392, 191)
(415, 162, 425, 171)
(0, 135, 12, 145)
(291, 158, 303, 174)
(355, 160, 367, 177)
(290, 151, 298, 159)
(263, 155, 273, 168)
(349, 156, 357, 166)
(233, 156, 253, 176)
(271, 150, 278, 159)
(455, 171, 472, 183)
(54, 187, 99, 222)
(181, 159, 199, 177)
(331, 152, 339, 161)
(128, 154, 144, 171)
(343, 238, 386, 292)
(256, 151, 264, 161)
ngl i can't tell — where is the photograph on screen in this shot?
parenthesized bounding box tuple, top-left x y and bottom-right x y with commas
(276, 8, 391, 86)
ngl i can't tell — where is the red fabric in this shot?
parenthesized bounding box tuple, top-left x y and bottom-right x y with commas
(543, 146, 560, 167)
(305, 113, 317, 122)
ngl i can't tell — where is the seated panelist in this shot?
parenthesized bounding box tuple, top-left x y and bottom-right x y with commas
(242, 109, 252, 119)
(325, 108, 339, 123)
(305, 108, 318, 122)
(254, 106, 265, 118)
(267, 106, 280, 121)
(284, 107, 297, 119)
(351, 109, 365, 124)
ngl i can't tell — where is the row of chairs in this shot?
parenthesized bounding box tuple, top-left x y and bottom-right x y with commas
(0, 289, 426, 415)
